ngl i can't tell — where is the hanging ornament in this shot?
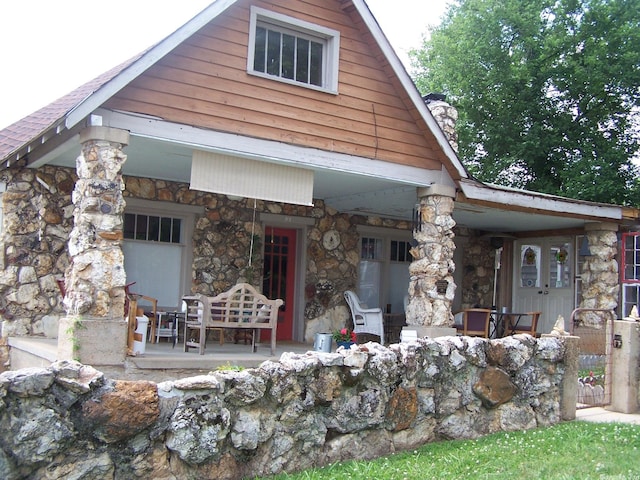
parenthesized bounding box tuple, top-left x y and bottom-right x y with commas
(556, 248, 568, 264)
(524, 247, 536, 265)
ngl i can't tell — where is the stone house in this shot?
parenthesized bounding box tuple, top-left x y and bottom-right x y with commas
(0, 0, 638, 365)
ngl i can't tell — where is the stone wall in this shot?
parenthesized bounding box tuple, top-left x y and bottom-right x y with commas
(0, 335, 573, 479)
(0, 166, 412, 346)
(0, 167, 75, 337)
(456, 228, 495, 309)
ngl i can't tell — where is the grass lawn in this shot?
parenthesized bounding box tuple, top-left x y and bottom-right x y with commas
(264, 421, 640, 479)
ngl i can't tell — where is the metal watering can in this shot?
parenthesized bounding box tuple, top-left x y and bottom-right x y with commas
(313, 333, 333, 352)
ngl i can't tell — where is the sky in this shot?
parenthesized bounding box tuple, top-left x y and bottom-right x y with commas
(0, 0, 450, 131)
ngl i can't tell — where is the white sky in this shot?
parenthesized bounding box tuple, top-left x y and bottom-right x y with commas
(0, 0, 450, 130)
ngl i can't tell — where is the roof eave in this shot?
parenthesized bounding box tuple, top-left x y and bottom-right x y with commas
(351, 0, 468, 181)
(459, 178, 636, 223)
(64, 0, 239, 130)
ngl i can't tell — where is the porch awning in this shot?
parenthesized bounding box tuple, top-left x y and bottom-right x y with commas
(190, 150, 314, 205)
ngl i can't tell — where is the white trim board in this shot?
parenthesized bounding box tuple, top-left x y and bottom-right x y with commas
(97, 108, 452, 188)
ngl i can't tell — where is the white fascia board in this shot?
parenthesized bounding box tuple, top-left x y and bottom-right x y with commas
(64, 0, 238, 130)
(460, 179, 622, 220)
(97, 108, 450, 187)
(351, 0, 468, 180)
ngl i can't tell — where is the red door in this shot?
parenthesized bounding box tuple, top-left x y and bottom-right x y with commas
(262, 227, 296, 341)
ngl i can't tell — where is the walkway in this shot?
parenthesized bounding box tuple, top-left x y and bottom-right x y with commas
(576, 407, 640, 425)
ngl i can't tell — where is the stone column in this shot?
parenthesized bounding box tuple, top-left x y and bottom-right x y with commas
(58, 126, 130, 365)
(541, 334, 579, 421)
(404, 184, 457, 338)
(578, 222, 619, 327)
(608, 320, 640, 414)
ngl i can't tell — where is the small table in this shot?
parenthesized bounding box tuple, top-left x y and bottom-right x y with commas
(151, 311, 184, 347)
(490, 311, 529, 337)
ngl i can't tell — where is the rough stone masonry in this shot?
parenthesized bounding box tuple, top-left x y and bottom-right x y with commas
(0, 334, 575, 479)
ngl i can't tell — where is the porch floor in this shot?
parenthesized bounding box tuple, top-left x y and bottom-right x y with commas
(7, 336, 314, 383)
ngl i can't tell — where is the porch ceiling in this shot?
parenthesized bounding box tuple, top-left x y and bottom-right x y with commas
(47, 134, 595, 234)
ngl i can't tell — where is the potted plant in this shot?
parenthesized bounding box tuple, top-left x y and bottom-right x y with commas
(333, 327, 357, 349)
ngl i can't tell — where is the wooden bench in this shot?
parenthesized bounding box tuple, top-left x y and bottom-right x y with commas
(182, 283, 283, 355)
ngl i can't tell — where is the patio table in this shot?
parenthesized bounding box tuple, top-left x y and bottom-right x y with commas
(490, 310, 529, 337)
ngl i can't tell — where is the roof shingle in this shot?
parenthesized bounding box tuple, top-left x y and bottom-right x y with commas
(0, 54, 141, 162)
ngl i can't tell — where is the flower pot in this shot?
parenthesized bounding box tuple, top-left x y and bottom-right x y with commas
(336, 341, 355, 349)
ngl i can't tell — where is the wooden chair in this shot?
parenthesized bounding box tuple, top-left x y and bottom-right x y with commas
(459, 308, 492, 338)
(508, 311, 541, 337)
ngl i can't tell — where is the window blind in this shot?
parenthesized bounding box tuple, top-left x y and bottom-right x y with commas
(190, 150, 314, 206)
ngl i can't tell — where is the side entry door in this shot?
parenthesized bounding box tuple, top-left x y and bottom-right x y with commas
(514, 237, 574, 333)
(262, 227, 296, 341)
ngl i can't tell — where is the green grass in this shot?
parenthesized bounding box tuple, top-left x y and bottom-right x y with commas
(264, 421, 640, 479)
(215, 362, 245, 372)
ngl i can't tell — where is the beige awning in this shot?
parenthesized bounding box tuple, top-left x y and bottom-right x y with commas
(190, 150, 314, 205)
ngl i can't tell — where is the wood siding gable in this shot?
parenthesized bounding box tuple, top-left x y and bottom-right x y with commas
(103, 0, 447, 172)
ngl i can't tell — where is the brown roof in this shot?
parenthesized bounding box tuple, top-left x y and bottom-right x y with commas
(0, 55, 141, 162)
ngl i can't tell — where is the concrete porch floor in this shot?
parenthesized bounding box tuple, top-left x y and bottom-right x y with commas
(8, 336, 314, 383)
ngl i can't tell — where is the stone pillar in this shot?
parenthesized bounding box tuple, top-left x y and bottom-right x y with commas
(425, 97, 459, 153)
(578, 222, 619, 327)
(543, 334, 579, 421)
(608, 320, 640, 414)
(58, 126, 130, 365)
(404, 184, 457, 338)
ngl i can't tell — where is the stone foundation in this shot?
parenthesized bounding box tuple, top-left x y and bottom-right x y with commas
(0, 335, 574, 479)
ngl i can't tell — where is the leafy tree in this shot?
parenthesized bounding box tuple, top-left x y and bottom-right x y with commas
(410, 0, 640, 206)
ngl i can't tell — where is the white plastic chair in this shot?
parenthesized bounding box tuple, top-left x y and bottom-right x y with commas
(344, 290, 384, 344)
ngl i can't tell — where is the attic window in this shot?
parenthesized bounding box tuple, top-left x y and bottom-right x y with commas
(247, 6, 340, 94)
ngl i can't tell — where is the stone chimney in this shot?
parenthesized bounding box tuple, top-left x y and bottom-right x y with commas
(424, 93, 458, 153)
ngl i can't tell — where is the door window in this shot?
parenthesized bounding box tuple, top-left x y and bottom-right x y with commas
(550, 242, 572, 289)
(520, 245, 541, 288)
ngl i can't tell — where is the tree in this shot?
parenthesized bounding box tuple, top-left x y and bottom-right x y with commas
(410, 0, 640, 206)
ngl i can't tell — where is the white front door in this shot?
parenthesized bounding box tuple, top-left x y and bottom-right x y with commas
(513, 237, 575, 334)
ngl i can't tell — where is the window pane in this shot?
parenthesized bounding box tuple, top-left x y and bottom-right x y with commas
(148, 216, 160, 242)
(123, 213, 135, 239)
(361, 237, 382, 260)
(160, 217, 172, 242)
(254, 26, 266, 72)
(172, 219, 181, 244)
(623, 284, 640, 318)
(282, 34, 295, 80)
(390, 241, 398, 261)
(310, 40, 323, 86)
(135, 215, 148, 241)
(266, 30, 281, 76)
(253, 19, 328, 89)
(296, 38, 309, 83)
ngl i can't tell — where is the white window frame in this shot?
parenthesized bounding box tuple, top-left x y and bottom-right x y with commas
(621, 231, 640, 317)
(247, 6, 340, 94)
(123, 199, 202, 309)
